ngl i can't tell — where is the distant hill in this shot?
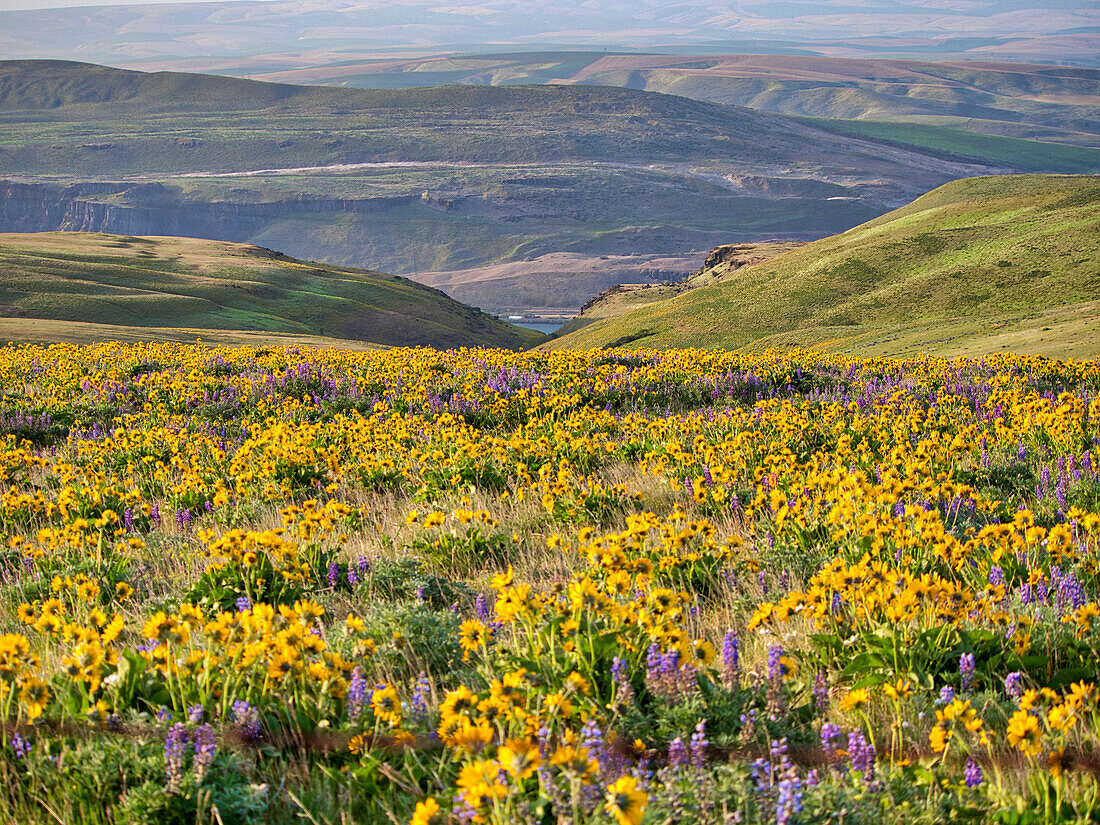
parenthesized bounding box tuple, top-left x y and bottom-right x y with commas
(189, 52, 1100, 176)
(0, 232, 543, 350)
(547, 174, 1100, 359)
(0, 59, 985, 177)
(245, 53, 1100, 150)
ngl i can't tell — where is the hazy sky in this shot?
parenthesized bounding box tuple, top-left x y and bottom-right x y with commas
(0, 0, 262, 8)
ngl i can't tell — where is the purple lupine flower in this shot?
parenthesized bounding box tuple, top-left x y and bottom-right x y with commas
(357, 556, 370, 577)
(231, 700, 261, 742)
(939, 685, 955, 704)
(964, 758, 983, 788)
(776, 774, 804, 825)
(611, 657, 635, 706)
(187, 704, 204, 724)
(660, 650, 680, 676)
(581, 719, 606, 771)
(749, 756, 769, 790)
(346, 563, 360, 586)
(348, 667, 368, 722)
(415, 584, 426, 602)
(328, 562, 339, 588)
(150, 504, 161, 527)
(165, 723, 189, 793)
(235, 596, 251, 613)
(1021, 582, 1034, 605)
(645, 642, 663, 680)
(1058, 571, 1085, 610)
(767, 645, 785, 682)
(475, 593, 491, 621)
(758, 571, 768, 595)
(959, 653, 975, 693)
(156, 706, 173, 723)
(690, 720, 708, 768)
(1005, 672, 1024, 700)
(204, 500, 214, 514)
(1036, 575, 1049, 605)
(123, 508, 135, 532)
(989, 566, 1004, 587)
(820, 723, 842, 762)
(411, 673, 430, 720)
(770, 737, 789, 764)
(813, 671, 829, 714)
(11, 732, 30, 758)
(193, 724, 216, 783)
(667, 736, 687, 770)
(722, 630, 740, 687)
(847, 730, 875, 776)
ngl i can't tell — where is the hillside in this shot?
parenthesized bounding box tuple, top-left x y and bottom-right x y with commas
(243, 53, 1100, 152)
(567, 56, 1100, 147)
(0, 232, 543, 349)
(0, 60, 1009, 314)
(546, 174, 1100, 359)
(556, 241, 802, 336)
(0, 59, 940, 176)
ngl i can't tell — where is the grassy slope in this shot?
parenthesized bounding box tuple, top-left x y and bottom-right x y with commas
(806, 119, 1100, 174)
(0, 232, 544, 350)
(547, 174, 1100, 358)
(556, 242, 802, 336)
(0, 60, 870, 177)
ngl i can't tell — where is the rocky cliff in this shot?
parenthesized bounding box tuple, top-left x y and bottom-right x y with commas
(0, 180, 419, 241)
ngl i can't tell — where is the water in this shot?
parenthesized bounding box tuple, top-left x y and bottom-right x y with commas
(512, 322, 564, 334)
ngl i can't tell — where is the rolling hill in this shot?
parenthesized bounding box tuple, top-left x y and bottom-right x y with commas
(0, 60, 1011, 314)
(0, 59, 989, 175)
(239, 53, 1100, 151)
(0, 232, 544, 349)
(546, 174, 1100, 359)
(1, 1, 1096, 68)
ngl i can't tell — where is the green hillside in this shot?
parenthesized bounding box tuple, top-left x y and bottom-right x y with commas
(0, 232, 544, 349)
(547, 174, 1100, 359)
(806, 119, 1100, 175)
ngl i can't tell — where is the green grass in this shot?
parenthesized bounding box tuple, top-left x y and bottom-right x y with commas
(805, 118, 1100, 174)
(0, 232, 545, 349)
(547, 174, 1100, 358)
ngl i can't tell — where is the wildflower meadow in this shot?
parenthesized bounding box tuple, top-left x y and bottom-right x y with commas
(0, 341, 1097, 824)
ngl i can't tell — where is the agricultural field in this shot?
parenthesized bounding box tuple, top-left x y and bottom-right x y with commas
(0, 341, 1098, 824)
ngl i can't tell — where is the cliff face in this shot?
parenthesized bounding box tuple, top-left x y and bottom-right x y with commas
(0, 180, 418, 243)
